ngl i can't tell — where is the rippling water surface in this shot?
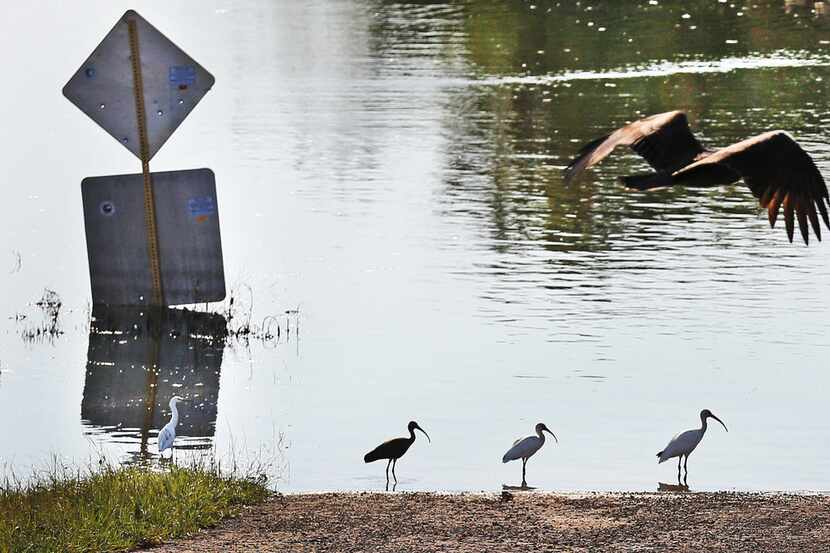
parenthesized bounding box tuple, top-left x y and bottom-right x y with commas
(0, 0, 828, 492)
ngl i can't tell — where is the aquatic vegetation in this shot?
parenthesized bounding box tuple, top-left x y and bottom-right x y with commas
(222, 283, 299, 346)
(19, 289, 64, 343)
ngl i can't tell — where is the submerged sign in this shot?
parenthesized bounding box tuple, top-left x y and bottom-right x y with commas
(65, 11, 225, 307)
(63, 10, 214, 161)
(82, 169, 225, 306)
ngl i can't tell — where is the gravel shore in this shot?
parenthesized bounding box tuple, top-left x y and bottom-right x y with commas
(143, 491, 830, 552)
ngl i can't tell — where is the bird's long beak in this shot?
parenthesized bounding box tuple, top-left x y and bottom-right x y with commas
(710, 414, 728, 432)
(415, 425, 431, 443)
(544, 429, 559, 443)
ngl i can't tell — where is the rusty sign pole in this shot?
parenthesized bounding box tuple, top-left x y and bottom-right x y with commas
(127, 18, 164, 307)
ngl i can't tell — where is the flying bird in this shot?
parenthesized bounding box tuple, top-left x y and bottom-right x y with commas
(502, 422, 557, 488)
(657, 409, 728, 485)
(564, 111, 830, 244)
(364, 420, 430, 486)
(158, 396, 186, 457)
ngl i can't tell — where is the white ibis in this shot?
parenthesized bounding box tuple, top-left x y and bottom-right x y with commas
(157, 396, 186, 457)
(657, 409, 728, 485)
(564, 110, 830, 244)
(363, 421, 430, 485)
(502, 422, 557, 488)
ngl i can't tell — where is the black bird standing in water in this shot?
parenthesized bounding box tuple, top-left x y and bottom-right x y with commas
(564, 110, 830, 244)
(364, 420, 430, 487)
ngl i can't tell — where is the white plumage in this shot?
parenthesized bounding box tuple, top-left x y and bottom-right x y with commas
(657, 429, 704, 464)
(657, 409, 727, 485)
(503, 435, 544, 463)
(158, 396, 186, 455)
(502, 422, 557, 488)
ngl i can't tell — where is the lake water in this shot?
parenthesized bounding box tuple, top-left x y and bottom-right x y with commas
(0, 0, 828, 493)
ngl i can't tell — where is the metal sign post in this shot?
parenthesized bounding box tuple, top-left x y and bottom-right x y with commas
(127, 18, 164, 306)
(65, 10, 224, 307)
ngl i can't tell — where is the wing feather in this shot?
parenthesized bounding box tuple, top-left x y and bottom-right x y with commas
(158, 425, 175, 453)
(671, 131, 829, 243)
(564, 111, 705, 185)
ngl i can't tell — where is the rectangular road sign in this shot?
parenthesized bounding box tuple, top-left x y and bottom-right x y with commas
(82, 168, 225, 306)
(64, 10, 214, 161)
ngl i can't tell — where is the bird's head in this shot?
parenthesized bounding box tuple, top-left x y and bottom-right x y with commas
(170, 396, 187, 408)
(536, 422, 558, 443)
(408, 420, 431, 443)
(701, 409, 728, 432)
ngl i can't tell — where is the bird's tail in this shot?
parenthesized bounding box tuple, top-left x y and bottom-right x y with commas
(364, 450, 381, 463)
(656, 451, 666, 463)
(501, 454, 509, 464)
(621, 172, 674, 191)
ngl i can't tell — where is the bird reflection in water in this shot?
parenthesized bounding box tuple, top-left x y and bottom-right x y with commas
(658, 482, 690, 492)
(81, 306, 227, 463)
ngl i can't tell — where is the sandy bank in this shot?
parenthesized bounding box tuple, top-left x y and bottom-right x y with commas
(144, 491, 830, 552)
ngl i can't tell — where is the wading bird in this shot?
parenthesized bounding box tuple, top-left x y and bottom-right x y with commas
(564, 111, 830, 244)
(657, 409, 728, 485)
(364, 421, 430, 486)
(502, 422, 557, 488)
(158, 396, 186, 457)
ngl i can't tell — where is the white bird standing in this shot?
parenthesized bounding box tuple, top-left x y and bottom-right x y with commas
(657, 409, 728, 485)
(158, 396, 186, 457)
(502, 422, 558, 488)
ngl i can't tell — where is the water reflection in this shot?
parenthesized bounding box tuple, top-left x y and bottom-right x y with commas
(81, 307, 226, 463)
(658, 482, 690, 492)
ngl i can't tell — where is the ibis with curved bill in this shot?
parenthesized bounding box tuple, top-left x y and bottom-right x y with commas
(502, 422, 557, 488)
(657, 409, 728, 485)
(564, 110, 830, 244)
(364, 420, 430, 485)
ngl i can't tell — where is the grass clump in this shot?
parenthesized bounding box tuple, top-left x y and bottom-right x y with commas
(0, 460, 270, 553)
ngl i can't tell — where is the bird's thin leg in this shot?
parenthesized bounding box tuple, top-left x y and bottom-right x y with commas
(392, 459, 397, 483)
(521, 458, 528, 488)
(683, 455, 689, 487)
(385, 459, 391, 486)
(677, 456, 682, 485)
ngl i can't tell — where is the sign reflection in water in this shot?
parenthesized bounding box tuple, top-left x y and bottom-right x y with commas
(81, 307, 226, 462)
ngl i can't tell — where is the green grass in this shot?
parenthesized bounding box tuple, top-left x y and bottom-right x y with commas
(0, 459, 270, 553)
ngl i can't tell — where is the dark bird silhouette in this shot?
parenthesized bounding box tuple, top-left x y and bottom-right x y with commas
(564, 110, 830, 244)
(364, 420, 430, 486)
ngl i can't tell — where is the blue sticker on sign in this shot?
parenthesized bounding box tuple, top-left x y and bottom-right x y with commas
(169, 66, 196, 89)
(188, 197, 216, 221)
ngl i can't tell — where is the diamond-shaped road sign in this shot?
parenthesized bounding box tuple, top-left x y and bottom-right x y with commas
(82, 168, 225, 306)
(63, 10, 214, 161)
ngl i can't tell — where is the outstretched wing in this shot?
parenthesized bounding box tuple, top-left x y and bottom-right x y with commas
(672, 131, 830, 244)
(564, 111, 706, 185)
